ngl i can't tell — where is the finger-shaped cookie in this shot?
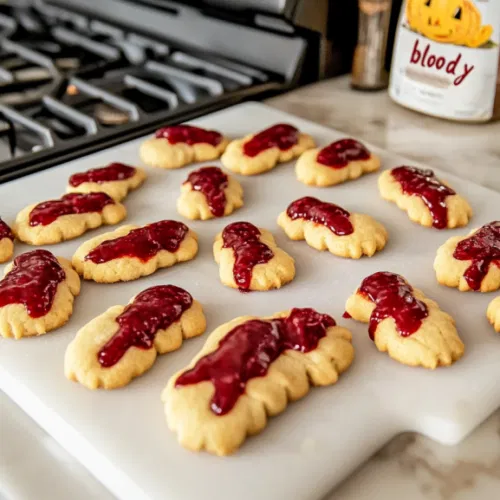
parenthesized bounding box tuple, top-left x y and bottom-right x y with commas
(213, 221, 295, 291)
(65, 285, 206, 389)
(378, 166, 472, 229)
(140, 124, 229, 169)
(162, 307, 354, 455)
(434, 221, 500, 292)
(0, 218, 14, 263)
(14, 193, 126, 245)
(277, 196, 387, 259)
(177, 166, 243, 220)
(345, 271, 464, 369)
(221, 123, 315, 176)
(487, 296, 500, 332)
(72, 220, 198, 283)
(0, 249, 80, 339)
(67, 162, 146, 201)
(296, 138, 380, 187)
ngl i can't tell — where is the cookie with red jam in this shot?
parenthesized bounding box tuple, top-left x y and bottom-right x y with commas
(277, 197, 387, 259)
(379, 166, 472, 229)
(65, 285, 206, 389)
(0, 249, 80, 339)
(213, 222, 295, 291)
(177, 166, 243, 220)
(140, 124, 229, 169)
(162, 308, 354, 455)
(14, 193, 126, 245)
(221, 123, 315, 176)
(72, 220, 198, 283)
(345, 272, 464, 368)
(67, 162, 146, 201)
(296, 138, 380, 187)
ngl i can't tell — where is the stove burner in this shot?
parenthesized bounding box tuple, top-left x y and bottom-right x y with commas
(0, 0, 274, 179)
(94, 102, 129, 126)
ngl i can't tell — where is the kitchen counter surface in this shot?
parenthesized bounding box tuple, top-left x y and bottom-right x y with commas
(1, 76, 500, 500)
(267, 76, 500, 500)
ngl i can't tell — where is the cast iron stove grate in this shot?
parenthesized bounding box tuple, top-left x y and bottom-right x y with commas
(0, 0, 294, 183)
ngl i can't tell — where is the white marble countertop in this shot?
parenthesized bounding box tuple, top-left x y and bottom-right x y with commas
(1, 76, 499, 500)
(267, 76, 500, 500)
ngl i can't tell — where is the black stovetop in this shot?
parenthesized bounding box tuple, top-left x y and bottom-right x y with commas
(0, 0, 307, 182)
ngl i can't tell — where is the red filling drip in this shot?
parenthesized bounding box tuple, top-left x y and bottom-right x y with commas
(155, 124, 222, 146)
(0, 218, 14, 240)
(391, 166, 455, 229)
(29, 193, 114, 227)
(186, 166, 228, 217)
(98, 285, 193, 368)
(359, 272, 428, 340)
(286, 196, 354, 236)
(342, 311, 352, 319)
(175, 307, 335, 415)
(317, 138, 371, 168)
(221, 222, 273, 291)
(453, 221, 500, 291)
(0, 249, 65, 318)
(243, 123, 299, 157)
(85, 220, 189, 264)
(69, 162, 136, 187)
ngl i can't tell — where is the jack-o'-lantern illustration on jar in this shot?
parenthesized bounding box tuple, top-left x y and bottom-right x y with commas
(406, 0, 493, 48)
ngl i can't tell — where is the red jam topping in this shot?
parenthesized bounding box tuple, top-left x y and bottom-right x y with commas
(0, 250, 65, 318)
(453, 221, 500, 291)
(186, 166, 228, 217)
(391, 166, 455, 229)
(0, 218, 13, 241)
(29, 193, 114, 227)
(175, 307, 335, 415)
(243, 123, 299, 157)
(286, 196, 354, 236)
(222, 222, 273, 291)
(98, 285, 192, 368)
(359, 272, 428, 340)
(69, 162, 136, 187)
(85, 220, 189, 264)
(342, 311, 352, 319)
(317, 138, 371, 168)
(155, 124, 222, 146)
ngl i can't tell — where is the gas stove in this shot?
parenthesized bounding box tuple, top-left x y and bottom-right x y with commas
(0, 0, 350, 183)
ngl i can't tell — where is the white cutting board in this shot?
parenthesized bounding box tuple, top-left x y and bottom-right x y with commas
(0, 102, 499, 500)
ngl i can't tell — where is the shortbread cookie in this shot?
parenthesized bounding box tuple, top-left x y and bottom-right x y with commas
(296, 138, 380, 187)
(487, 296, 500, 332)
(162, 307, 354, 455)
(213, 221, 295, 291)
(65, 285, 206, 389)
(72, 220, 198, 283)
(277, 196, 387, 259)
(379, 166, 472, 229)
(434, 221, 500, 292)
(67, 162, 146, 201)
(0, 249, 80, 339)
(221, 123, 315, 176)
(177, 166, 243, 220)
(140, 124, 229, 169)
(0, 218, 14, 263)
(14, 193, 126, 246)
(345, 271, 464, 369)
